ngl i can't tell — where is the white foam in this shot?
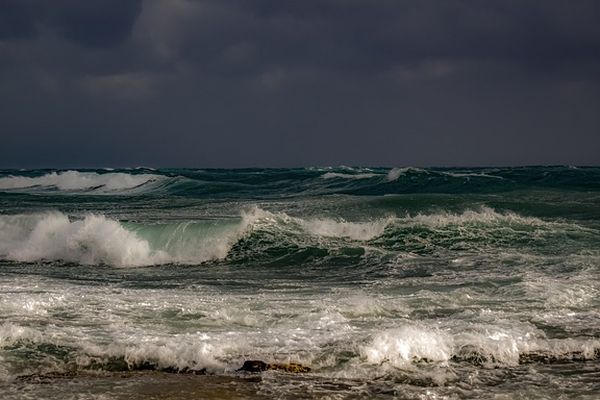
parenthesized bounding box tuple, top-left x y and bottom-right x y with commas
(0, 171, 162, 193)
(321, 172, 380, 180)
(453, 326, 531, 366)
(240, 206, 392, 241)
(386, 167, 425, 182)
(0, 212, 251, 267)
(362, 326, 452, 368)
(0, 206, 571, 267)
(0, 212, 166, 267)
(0, 211, 240, 266)
(0, 208, 272, 266)
(0, 323, 44, 347)
(300, 217, 393, 241)
(406, 206, 544, 227)
(451, 323, 600, 366)
(117, 333, 229, 371)
(361, 323, 600, 369)
(441, 171, 504, 180)
(231, 206, 555, 244)
(338, 293, 388, 317)
(522, 275, 600, 310)
(0, 322, 236, 374)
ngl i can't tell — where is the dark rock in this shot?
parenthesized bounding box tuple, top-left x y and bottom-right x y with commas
(238, 360, 269, 372)
(238, 360, 311, 373)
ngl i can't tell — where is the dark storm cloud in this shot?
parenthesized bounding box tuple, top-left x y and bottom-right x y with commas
(50, 0, 142, 48)
(0, 0, 599, 167)
(0, 0, 142, 46)
(161, 0, 600, 76)
(0, 1, 37, 40)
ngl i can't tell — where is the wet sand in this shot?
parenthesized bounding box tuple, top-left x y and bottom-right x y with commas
(4, 372, 268, 400)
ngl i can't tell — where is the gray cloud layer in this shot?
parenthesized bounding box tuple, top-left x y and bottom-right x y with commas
(1, 0, 599, 167)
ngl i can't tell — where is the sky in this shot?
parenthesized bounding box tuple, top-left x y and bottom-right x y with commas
(0, 0, 599, 168)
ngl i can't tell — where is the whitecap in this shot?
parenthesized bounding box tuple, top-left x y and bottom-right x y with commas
(361, 325, 452, 368)
(321, 172, 380, 180)
(386, 167, 426, 182)
(0, 212, 250, 267)
(240, 206, 393, 241)
(441, 171, 505, 179)
(300, 216, 393, 241)
(0, 212, 167, 267)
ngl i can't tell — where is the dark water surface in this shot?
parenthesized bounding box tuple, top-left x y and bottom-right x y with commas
(1, 166, 599, 399)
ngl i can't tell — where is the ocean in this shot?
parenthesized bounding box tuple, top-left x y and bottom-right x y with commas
(0, 166, 599, 399)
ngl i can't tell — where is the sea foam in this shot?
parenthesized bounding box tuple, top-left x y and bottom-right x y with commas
(386, 167, 425, 182)
(0, 213, 166, 266)
(0, 211, 230, 266)
(406, 206, 543, 227)
(362, 326, 452, 368)
(361, 323, 600, 369)
(0, 207, 577, 267)
(241, 206, 394, 241)
(321, 172, 380, 180)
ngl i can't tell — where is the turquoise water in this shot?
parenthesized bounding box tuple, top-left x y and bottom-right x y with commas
(1, 167, 599, 399)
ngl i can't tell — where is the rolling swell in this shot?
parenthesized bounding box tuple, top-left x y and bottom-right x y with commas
(0, 207, 595, 267)
(1, 166, 600, 198)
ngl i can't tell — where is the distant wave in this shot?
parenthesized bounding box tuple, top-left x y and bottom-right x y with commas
(1, 167, 599, 197)
(0, 170, 163, 193)
(321, 172, 381, 180)
(386, 167, 426, 182)
(440, 171, 505, 180)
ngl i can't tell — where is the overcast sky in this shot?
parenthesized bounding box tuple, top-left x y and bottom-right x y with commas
(1, 0, 599, 168)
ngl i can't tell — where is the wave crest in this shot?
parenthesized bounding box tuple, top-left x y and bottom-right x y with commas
(321, 172, 380, 180)
(0, 207, 585, 267)
(361, 324, 600, 369)
(0, 213, 166, 266)
(406, 206, 543, 227)
(0, 211, 265, 267)
(386, 167, 426, 182)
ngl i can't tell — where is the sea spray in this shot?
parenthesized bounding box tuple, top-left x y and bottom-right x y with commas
(1, 167, 600, 399)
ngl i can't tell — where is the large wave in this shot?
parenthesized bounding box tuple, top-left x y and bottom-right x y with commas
(0, 212, 247, 267)
(0, 207, 591, 267)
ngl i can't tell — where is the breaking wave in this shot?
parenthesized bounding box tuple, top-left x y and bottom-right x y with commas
(0, 207, 590, 267)
(0, 212, 163, 266)
(1, 321, 599, 381)
(361, 324, 600, 370)
(386, 167, 426, 182)
(0, 212, 246, 267)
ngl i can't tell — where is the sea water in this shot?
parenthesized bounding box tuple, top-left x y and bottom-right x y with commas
(0, 166, 599, 399)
